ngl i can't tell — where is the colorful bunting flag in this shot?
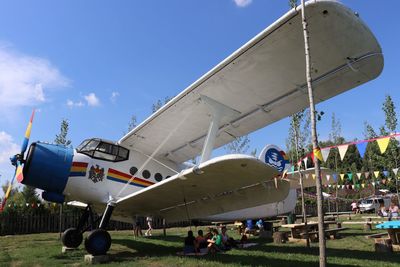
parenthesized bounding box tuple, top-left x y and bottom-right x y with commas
(305, 173, 309, 179)
(303, 157, 308, 167)
(377, 137, 390, 154)
(321, 148, 331, 162)
(356, 172, 362, 180)
(356, 142, 368, 158)
(338, 145, 349, 160)
(348, 173, 353, 181)
(312, 174, 316, 180)
(313, 148, 323, 162)
(340, 173, 345, 181)
(374, 171, 380, 179)
(326, 174, 331, 181)
(393, 168, 399, 176)
(333, 173, 338, 182)
(372, 181, 376, 187)
(365, 172, 370, 179)
(383, 170, 389, 177)
(362, 183, 365, 188)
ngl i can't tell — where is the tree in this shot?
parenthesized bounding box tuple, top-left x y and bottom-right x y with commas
(300, 1, 326, 265)
(288, 0, 297, 8)
(286, 110, 310, 162)
(224, 135, 250, 154)
(54, 119, 72, 146)
(329, 113, 342, 145)
(363, 121, 377, 139)
(126, 115, 137, 134)
(382, 95, 397, 133)
(152, 96, 173, 113)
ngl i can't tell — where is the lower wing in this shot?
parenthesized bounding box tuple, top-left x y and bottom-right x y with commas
(115, 155, 290, 222)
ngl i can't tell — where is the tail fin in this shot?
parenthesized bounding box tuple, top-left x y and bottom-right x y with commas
(258, 144, 292, 173)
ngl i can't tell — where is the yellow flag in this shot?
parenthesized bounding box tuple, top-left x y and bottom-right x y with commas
(362, 183, 365, 188)
(374, 171, 380, 179)
(340, 173, 345, 181)
(313, 148, 323, 162)
(312, 174, 316, 180)
(377, 137, 390, 154)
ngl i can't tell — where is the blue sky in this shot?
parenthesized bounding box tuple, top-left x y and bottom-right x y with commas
(0, 0, 399, 189)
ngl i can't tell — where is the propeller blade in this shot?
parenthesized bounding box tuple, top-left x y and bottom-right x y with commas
(16, 162, 24, 183)
(21, 109, 35, 154)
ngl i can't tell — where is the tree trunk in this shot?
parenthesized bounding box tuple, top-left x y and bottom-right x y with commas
(300, 1, 326, 266)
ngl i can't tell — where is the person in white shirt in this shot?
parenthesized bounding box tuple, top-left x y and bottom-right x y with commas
(145, 216, 153, 236)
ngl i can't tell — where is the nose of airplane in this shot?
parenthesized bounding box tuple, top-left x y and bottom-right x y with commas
(22, 142, 74, 194)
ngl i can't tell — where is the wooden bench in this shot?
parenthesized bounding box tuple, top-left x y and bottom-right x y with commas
(365, 232, 388, 239)
(301, 227, 348, 240)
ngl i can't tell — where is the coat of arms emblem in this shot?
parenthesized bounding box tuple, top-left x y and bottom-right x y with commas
(88, 164, 104, 183)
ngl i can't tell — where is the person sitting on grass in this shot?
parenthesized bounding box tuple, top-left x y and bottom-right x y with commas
(195, 230, 207, 252)
(221, 226, 235, 249)
(378, 203, 388, 217)
(204, 227, 213, 240)
(389, 202, 399, 220)
(207, 228, 224, 253)
(184, 230, 196, 254)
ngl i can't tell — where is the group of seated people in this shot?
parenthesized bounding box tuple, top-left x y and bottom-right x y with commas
(378, 202, 399, 219)
(183, 226, 246, 254)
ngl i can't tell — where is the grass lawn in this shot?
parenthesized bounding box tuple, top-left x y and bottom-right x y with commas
(1, 217, 400, 267)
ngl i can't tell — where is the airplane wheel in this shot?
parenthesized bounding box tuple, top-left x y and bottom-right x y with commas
(61, 227, 83, 248)
(84, 229, 111, 255)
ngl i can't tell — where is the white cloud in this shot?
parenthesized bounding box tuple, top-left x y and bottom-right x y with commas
(110, 91, 119, 104)
(0, 131, 19, 164)
(66, 99, 84, 108)
(0, 44, 68, 112)
(233, 0, 252, 7)
(84, 93, 100, 106)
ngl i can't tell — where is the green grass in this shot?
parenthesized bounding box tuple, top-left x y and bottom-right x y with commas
(1, 218, 400, 267)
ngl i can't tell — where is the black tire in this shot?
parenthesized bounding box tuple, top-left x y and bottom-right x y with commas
(61, 227, 83, 248)
(84, 229, 111, 255)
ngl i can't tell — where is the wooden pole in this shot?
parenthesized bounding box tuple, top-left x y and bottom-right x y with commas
(300, 1, 326, 266)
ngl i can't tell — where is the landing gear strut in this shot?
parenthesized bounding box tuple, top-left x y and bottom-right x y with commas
(84, 203, 114, 255)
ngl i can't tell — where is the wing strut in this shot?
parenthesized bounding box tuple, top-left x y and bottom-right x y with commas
(199, 95, 240, 163)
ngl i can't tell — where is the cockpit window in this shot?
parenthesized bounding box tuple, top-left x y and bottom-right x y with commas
(76, 139, 129, 162)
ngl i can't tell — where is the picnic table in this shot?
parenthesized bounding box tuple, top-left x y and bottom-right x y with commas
(376, 221, 400, 244)
(281, 221, 346, 242)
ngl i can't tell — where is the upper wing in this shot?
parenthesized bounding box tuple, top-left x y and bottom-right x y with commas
(114, 155, 290, 222)
(119, 1, 383, 163)
(285, 168, 336, 189)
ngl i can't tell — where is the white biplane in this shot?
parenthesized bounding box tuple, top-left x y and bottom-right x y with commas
(3, 0, 383, 255)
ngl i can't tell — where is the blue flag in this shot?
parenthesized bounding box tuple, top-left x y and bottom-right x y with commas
(356, 142, 367, 158)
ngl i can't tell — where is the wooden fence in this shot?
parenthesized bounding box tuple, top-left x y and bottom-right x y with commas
(0, 199, 352, 236)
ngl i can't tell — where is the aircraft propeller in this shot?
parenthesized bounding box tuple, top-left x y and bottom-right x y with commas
(0, 110, 35, 211)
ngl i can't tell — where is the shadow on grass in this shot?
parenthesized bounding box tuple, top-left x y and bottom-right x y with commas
(112, 238, 351, 267)
(112, 236, 400, 266)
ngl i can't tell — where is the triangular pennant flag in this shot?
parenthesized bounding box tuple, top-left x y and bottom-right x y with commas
(356, 142, 368, 158)
(321, 148, 331, 162)
(348, 173, 353, 181)
(377, 137, 390, 154)
(312, 174, 316, 180)
(340, 173, 345, 181)
(372, 181, 376, 186)
(326, 174, 331, 181)
(338, 145, 349, 160)
(376, 181, 380, 185)
(305, 173, 310, 179)
(383, 170, 389, 177)
(303, 157, 308, 167)
(313, 148, 323, 162)
(365, 172, 370, 179)
(362, 183, 365, 188)
(374, 171, 380, 179)
(356, 173, 362, 180)
(291, 165, 295, 172)
(328, 184, 331, 188)
(393, 168, 399, 176)
(346, 184, 350, 189)
(333, 173, 338, 182)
